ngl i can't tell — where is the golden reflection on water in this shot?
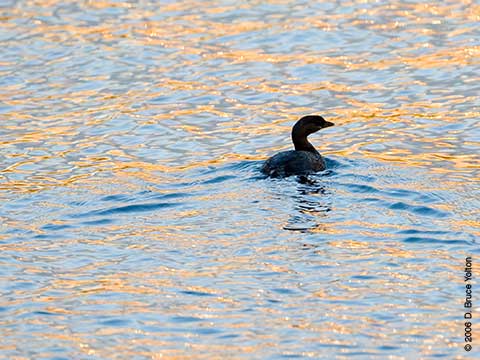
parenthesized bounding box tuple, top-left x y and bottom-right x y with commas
(1, 0, 479, 358)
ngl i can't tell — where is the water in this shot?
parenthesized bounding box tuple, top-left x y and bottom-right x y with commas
(1, 0, 479, 358)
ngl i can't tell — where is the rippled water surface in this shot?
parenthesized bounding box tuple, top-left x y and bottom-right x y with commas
(1, 0, 480, 358)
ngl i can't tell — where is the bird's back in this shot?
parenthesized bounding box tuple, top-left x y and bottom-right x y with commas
(261, 150, 326, 177)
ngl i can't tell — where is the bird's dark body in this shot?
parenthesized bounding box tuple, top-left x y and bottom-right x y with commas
(261, 150, 326, 177)
(261, 115, 334, 178)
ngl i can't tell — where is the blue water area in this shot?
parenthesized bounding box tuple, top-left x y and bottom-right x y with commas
(1, 0, 479, 359)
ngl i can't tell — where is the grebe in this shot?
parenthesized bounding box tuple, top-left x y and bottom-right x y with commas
(261, 115, 334, 177)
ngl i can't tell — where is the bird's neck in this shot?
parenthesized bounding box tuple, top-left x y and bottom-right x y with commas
(292, 134, 319, 154)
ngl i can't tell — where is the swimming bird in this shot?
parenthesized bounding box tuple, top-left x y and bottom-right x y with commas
(261, 115, 334, 177)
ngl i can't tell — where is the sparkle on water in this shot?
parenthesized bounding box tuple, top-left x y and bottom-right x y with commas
(1, 0, 479, 358)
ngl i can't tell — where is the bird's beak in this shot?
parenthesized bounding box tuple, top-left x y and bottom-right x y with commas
(324, 121, 334, 128)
